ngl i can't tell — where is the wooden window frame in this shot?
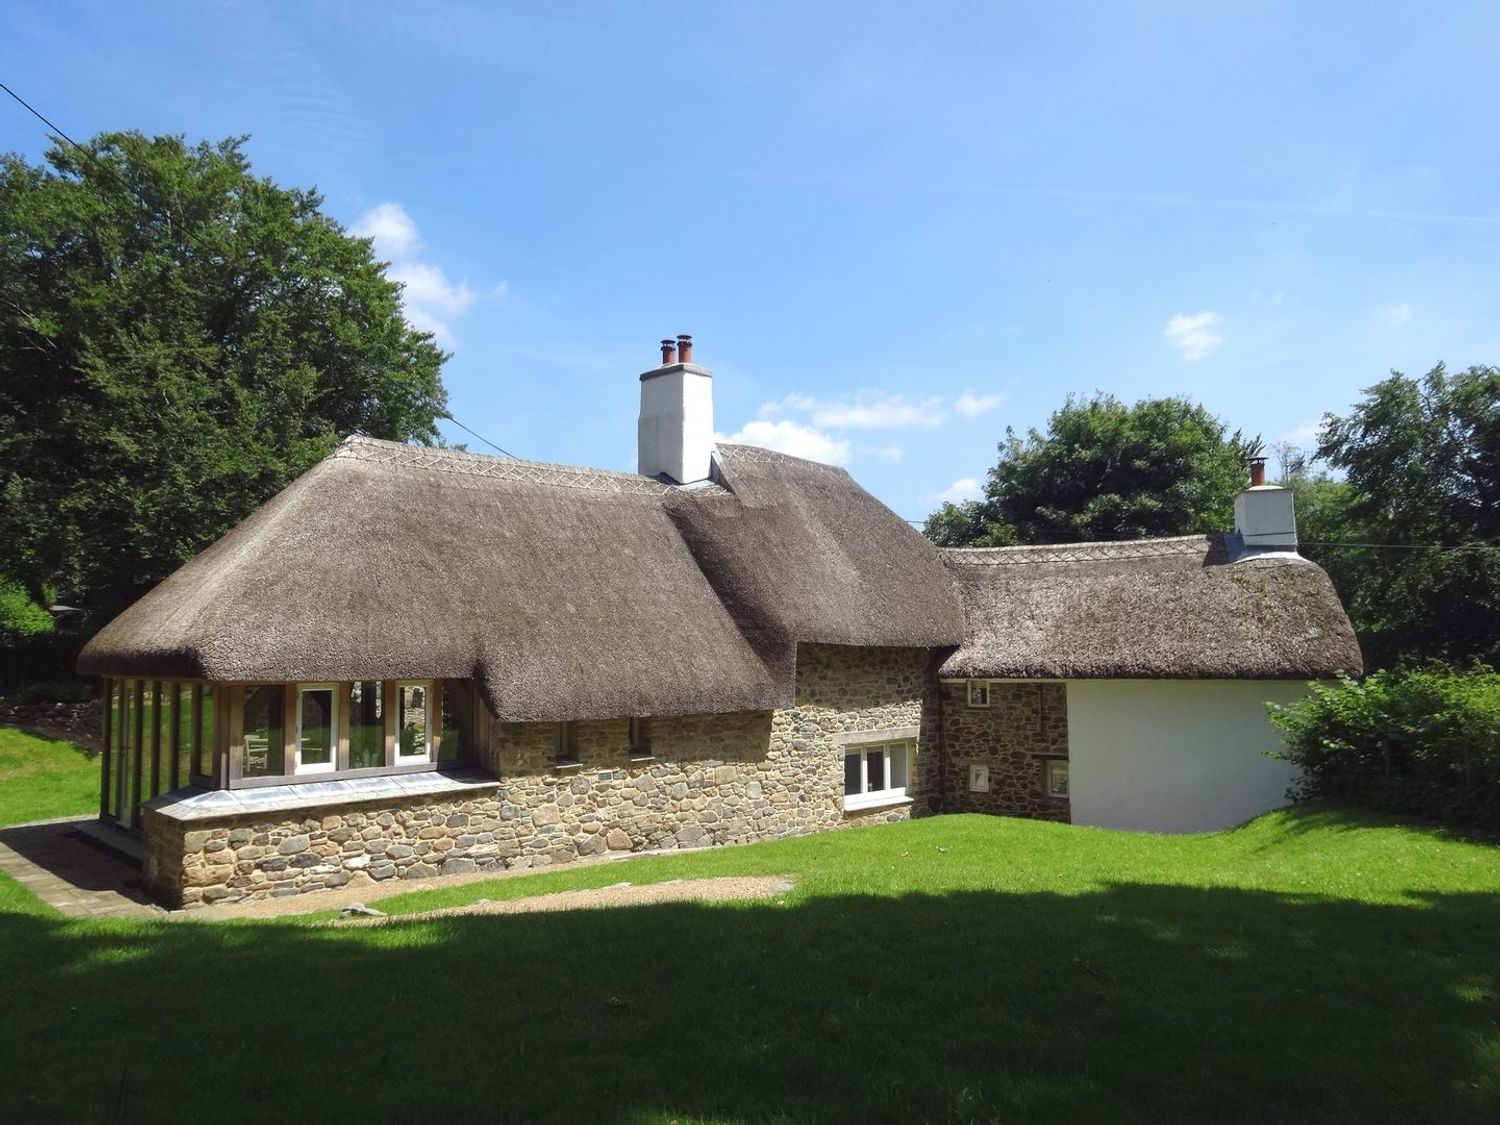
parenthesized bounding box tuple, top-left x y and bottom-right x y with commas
(967, 680, 991, 708)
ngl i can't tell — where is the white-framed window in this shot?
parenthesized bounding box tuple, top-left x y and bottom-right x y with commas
(1044, 758, 1069, 798)
(295, 684, 338, 774)
(395, 681, 433, 763)
(843, 741, 911, 810)
(967, 680, 991, 708)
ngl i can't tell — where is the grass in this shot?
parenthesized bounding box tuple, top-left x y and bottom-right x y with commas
(0, 725, 98, 826)
(0, 727, 1498, 1122)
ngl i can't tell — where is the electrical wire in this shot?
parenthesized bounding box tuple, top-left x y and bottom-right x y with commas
(440, 412, 517, 459)
(0, 79, 84, 150)
(3, 79, 525, 464)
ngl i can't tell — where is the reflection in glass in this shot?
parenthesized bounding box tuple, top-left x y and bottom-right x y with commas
(349, 681, 384, 769)
(889, 745, 909, 790)
(176, 684, 193, 789)
(298, 688, 334, 769)
(397, 684, 429, 758)
(440, 681, 466, 762)
(243, 686, 284, 777)
(844, 753, 861, 796)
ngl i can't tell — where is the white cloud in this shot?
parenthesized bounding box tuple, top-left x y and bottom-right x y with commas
(954, 391, 1002, 418)
(1164, 311, 1225, 361)
(353, 201, 421, 259)
(929, 478, 983, 505)
(352, 202, 480, 345)
(1378, 302, 1413, 327)
(760, 391, 945, 430)
(714, 420, 852, 466)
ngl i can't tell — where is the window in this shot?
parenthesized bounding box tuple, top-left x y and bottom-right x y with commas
(242, 685, 285, 778)
(348, 681, 385, 769)
(967, 681, 990, 708)
(554, 720, 578, 766)
(627, 716, 652, 759)
(843, 741, 911, 810)
(396, 682, 432, 762)
(439, 679, 469, 763)
(295, 685, 338, 774)
(1045, 759, 1069, 798)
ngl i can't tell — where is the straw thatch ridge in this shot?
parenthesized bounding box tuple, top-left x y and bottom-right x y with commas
(667, 445, 967, 652)
(939, 535, 1363, 680)
(78, 436, 962, 719)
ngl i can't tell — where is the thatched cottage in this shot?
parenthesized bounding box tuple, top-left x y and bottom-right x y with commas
(78, 339, 1361, 907)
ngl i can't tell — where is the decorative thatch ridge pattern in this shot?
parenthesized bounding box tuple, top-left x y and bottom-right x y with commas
(78, 437, 963, 720)
(329, 435, 732, 496)
(940, 536, 1362, 681)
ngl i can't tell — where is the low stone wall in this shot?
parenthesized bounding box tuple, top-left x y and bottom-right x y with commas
(148, 644, 940, 908)
(1, 698, 101, 741)
(940, 681, 1070, 821)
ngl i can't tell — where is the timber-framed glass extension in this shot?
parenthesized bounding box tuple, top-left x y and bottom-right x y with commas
(99, 678, 479, 832)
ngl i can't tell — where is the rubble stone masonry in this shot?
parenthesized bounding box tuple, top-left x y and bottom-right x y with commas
(148, 645, 939, 907)
(939, 681, 1070, 822)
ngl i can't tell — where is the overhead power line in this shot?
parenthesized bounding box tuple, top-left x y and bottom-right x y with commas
(0, 81, 528, 465)
(441, 412, 517, 459)
(0, 79, 83, 150)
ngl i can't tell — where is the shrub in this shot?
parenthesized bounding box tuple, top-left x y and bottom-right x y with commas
(1270, 665, 1500, 830)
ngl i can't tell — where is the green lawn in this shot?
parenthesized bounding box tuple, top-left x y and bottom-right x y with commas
(0, 725, 98, 826)
(0, 727, 1498, 1122)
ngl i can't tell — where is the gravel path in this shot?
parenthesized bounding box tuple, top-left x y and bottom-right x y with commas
(333, 875, 796, 925)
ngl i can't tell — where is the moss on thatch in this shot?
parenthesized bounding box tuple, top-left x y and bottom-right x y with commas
(939, 535, 1362, 681)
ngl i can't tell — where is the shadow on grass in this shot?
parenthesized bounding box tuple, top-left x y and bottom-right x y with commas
(2, 882, 1498, 1124)
(1, 722, 101, 760)
(1233, 801, 1500, 849)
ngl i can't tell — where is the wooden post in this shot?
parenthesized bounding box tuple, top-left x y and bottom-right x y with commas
(189, 684, 203, 780)
(430, 680, 444, 762)
(100, 678, 114, 818)
(149, 680, 163, 798)
(337, 682, 351, 772)
(283, 683, 297, 776)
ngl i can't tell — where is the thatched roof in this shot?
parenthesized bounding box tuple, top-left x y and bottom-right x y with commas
(79, 437, 963, 720)
(940, 535, 1362, 680)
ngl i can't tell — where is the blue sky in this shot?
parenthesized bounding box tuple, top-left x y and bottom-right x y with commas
(5, 1, 1498, 520)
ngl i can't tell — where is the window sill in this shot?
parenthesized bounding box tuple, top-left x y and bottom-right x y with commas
(843, 793, 913, 814)
(627, 753, 656, 764)
(552, 760, 583, 773)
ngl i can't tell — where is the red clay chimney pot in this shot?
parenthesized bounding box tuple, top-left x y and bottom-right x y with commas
(660, 338, 677, 366)
(676, 333, 693, 364)
(1249, 457, 1267, 487)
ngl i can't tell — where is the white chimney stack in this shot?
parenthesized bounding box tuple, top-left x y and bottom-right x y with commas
(1232, 457, 1299, 557)
(638, 334, 714, 484)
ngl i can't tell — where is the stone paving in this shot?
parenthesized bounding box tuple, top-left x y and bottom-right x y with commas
(0, 816, 162, 918)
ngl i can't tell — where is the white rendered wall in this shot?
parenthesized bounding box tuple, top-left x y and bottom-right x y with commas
(638, 364, 714, 483)
(1066, 679, 1309, 833)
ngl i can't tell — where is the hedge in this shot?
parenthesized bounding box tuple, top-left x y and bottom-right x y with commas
(1270, 665, 1500, 831)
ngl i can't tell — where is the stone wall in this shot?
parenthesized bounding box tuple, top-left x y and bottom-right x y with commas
(939, 681, 1070, 821)
(149, 644, 938, 908)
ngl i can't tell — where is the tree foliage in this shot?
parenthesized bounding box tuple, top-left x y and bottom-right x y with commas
(1270, 664, 1500, 831)
(0, 132, 449, 620)
(1311, 364, 1500, 668)
(925, 393, 1258, 546)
